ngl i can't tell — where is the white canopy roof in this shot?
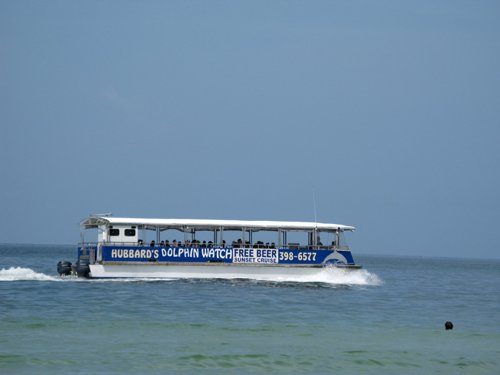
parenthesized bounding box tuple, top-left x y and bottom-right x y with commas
(80, 216, 355, 232)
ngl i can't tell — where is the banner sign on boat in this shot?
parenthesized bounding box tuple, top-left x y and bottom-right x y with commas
(100, 246, 354, 265)
(233, 248, 278, 264)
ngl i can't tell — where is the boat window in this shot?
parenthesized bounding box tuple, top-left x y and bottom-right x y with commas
(125, 229, 136, 237)
(109, 228, 120, 236)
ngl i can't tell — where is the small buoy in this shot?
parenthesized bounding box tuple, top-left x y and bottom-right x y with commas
(445, 321, 454, 330)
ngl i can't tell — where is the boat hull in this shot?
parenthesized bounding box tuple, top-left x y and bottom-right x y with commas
(89, 262, 361, 279)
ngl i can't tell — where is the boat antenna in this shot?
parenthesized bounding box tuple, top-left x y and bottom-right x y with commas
(313, 190, 319, 248)
(312, 189, 318, 225)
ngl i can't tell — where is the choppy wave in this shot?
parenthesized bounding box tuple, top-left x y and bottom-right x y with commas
(234, 267, 382, 286)
(0, 267, 60, 281)
(276, 267, 382, 286)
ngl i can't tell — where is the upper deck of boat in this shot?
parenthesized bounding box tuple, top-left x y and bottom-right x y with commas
(80, 216, 355, 232)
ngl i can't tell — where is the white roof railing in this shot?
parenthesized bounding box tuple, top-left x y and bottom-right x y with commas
(80, 216, 355, 232)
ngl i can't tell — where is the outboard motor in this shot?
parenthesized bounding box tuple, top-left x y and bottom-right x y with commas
(76, 258, 91, 278)
(57, 261, 72, 276)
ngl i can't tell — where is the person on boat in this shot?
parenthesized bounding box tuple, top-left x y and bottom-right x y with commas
(150, 240, 155, 247)
(160, 240, 165, 246)
(138, 239, 144, 246)
(165, 240, 170, 247)
(172, 239, 177, 247)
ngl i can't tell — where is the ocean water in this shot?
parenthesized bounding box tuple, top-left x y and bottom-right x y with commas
(0, 244, 499, 374)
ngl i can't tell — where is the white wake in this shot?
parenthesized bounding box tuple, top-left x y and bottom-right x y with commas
(225, 267, 382, 286)
(0, 266, 381, 286)
(0, 267, 60, 281)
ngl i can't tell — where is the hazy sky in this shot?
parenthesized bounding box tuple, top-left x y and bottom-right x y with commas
(1, 1, 499, 259)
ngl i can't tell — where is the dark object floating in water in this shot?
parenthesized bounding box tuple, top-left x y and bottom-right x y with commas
(57, 261, 72, 276)
(445, 321, 454, 330)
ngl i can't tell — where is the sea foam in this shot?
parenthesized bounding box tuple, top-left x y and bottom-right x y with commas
(0, 267, 59, 281)
(247, 267, 382, 286)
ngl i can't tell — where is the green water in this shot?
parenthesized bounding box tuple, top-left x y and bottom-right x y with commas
(1, 245, 499, 374)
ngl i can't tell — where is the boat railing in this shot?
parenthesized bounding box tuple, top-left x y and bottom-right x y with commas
(91, 241, 142, 247)
(92, 241, 349, 251)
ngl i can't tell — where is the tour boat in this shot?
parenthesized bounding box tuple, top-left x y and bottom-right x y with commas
(63, 214, 361, 279)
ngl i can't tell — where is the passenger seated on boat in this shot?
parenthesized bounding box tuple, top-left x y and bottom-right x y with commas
(221, 240, 226, 248)
(172, 240, 177, 247)
(165, 240, 170, 247)
(331, 241, 336, 248)
(202, 240, 207, 248)
(208, 241, 213, 248)
(160, 240, 165, 246)
(270, 242, 276, 248)
(232, 240, 238, 248)
(150, 240, 155, 247)
(178, 241, 183, 247)
(185, 240, 191, 247)
(138, 239, 144, 246)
